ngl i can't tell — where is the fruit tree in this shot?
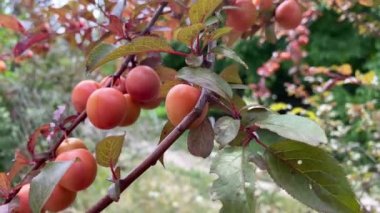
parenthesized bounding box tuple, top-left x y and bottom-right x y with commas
(0, 0, 379, 212)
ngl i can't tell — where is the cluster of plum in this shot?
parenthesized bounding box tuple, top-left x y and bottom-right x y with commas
(71, 65, 208, 130)
(16, 138, 96, 212)
(226, 0, 303, 32)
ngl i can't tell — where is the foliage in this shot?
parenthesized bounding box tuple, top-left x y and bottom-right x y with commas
(0, 0, 379, 212)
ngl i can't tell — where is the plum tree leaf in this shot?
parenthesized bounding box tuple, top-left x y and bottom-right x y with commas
(212, 46, 248, 69)
(0, 173, 11, 197)
(210, 27, 232, 41)
(86, 43, 116, 71)
(210, 147, 255, 213)
(158, 121, 175, 166)
(30, 161, 74, 213)
(214, 116, 240, 146)
(189, 0, 223, 24)
(174, 23, 204, 46)
(265, 140, 361, 213)
(86, 36, 173, 72)
(255, 113, 328, 146)
(219, 64, 243, 84)
(187, 119, 214, 158)
(96, 134, 125, 167)
(177, 67, 233, 100)
(0, 14, 26, 34)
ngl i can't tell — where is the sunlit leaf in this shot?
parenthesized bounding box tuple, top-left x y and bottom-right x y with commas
(0, 173, 11, 197)
(86, 43, 116, 71)
(177, 67, 233, 100)
(86, 36, 173, 72)
(30, 161, 74, 213)
(265, 140, 361, 213)
(0, 14, 26, 34)
(211, 147, 255, 213)
(210, 27, 232, 41)
(255, 113, 328, 146)
(214, 116, 240, 146)
(219, 64, 243, 84)
(212, 46, 248, 69)
(189, 0, 223, 24)
(96, 135, 125, 167)
(174, 23, 204, 46)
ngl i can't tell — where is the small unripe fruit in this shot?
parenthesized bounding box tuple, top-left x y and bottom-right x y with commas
(226, 0, 257, 32)
(119, 94, 141, 126)
(56, 149, 97, 191)
(165, 84, 209, 129)
(86, 88, 127, 129)
(71, 80, 100, 113)
(125, 66, 161, 102)
(275, 0, 302, 30)
(56, 138, 87, 156)
(100, 76, 127, 93)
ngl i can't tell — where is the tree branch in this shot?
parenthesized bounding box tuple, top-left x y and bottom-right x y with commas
(4, 1, 169, 205)
(87, 89, 210, 213)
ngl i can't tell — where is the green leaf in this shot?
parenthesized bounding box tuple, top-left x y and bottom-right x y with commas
(189, 0, 223, 24)
(187, 119, 214, 158)
(86, 36, 173, 72)
(210, 27, 232, 41)
(255, 113, 328, 146)
(219, 64, 243, 84)
(30, 161, 74, 213)
(211, 147, 255, 213)
(177, 67, 233, 100)
(96, 135, 125, 167)
(214, 116, 240, 146)
(212, 46, 248, 69)
(86, 43, 116, 72)
(265, 140, 361, 213)
(174, 23, 204, 46)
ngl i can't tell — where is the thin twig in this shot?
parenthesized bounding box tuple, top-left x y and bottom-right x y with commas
(87, 89, 210, 213)
(3, 1, 169, 205)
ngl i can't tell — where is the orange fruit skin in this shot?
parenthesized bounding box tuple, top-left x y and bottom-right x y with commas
(15, 184, 32, 213)
(138, 98, 162, 110)
(86, 88, 127, 129)
(43, 185, 76, 212)
(165, 84, 209, 129)
(100, 76, 127, 93)
(56, 149, 97, 192)
(15, 184, 76, 213)
(56, 138, 87, 156)
(71, 80, 100, 113)
(125, 66, 161, 102)
(119, 94, 141, 126)
(275, 0, 302, 29)
(226, 0, 257, 32)
(0, 60, 6, 73)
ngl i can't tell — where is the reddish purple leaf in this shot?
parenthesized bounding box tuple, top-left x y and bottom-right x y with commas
(0, 14, 26, 34)
(8, 150, 31, 181)
(108, 15, 124, 37)
(27, 124, 50, 156)
(0, 173, 11, 198)
(13, 33, 50, 56)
